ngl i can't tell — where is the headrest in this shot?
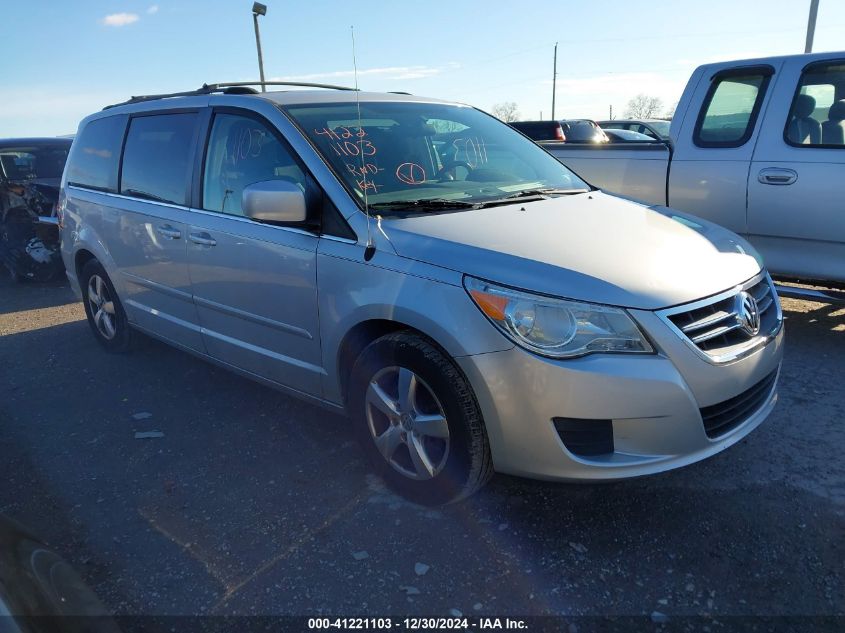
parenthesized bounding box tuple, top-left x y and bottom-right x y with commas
(828, 99, 845, 122)
(793, 93, 816, 118)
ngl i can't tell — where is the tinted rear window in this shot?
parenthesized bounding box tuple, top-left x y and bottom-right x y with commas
(120, 113, 197, 205)
(510, 122, 559, 140)
(562, 121, 599, 141)
(65, 116, 126, 191)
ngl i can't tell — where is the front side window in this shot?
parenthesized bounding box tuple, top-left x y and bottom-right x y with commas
(120, 113, 197, 205)
(65, 115, 126, 191)
(694, 70, 770, 147)
(202, 113, 306, 216)
(283, 102, 589, 213)
(785, 62, 845, 147)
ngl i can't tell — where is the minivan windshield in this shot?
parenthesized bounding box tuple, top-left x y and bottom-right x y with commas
(283, 101, 589, 212)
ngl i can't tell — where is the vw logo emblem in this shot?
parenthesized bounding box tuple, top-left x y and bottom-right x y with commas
(736, 291, 761, 337)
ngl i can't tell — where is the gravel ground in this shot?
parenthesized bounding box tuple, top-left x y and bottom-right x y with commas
(0, 275, 842, 619)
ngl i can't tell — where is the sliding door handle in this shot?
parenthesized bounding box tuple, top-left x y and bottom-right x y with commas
(156, 225, 182, 239)
(189, 232, 217, 247)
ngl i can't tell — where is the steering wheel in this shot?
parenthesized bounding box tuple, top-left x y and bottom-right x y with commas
(438, 160, 473, 182)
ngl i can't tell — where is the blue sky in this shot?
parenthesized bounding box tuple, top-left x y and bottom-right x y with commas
(1, 0, 844, 136)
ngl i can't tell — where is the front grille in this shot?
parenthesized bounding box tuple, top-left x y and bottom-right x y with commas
(700, 369, 778, 438)
(662, 273, 781, 363)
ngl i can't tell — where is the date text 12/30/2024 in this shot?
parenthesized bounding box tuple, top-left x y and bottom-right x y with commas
(308, 618, 528, 630)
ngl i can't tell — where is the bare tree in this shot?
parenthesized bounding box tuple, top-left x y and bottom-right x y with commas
(664, 101, 678, 119)
(491, 102, 520, 122)
(625, 94, 664, 119)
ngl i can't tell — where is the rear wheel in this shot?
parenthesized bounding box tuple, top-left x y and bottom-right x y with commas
(80, 259, 134, 353)
(349, 332, 493, 505)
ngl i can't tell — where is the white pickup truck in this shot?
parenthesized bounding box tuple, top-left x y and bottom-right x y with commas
(543, 52, 845, 299)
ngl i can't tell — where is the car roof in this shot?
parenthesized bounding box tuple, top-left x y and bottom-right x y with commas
(697, 50, 845, 73)
(101, 88, 461, 116)
(0, 137, 73, 148)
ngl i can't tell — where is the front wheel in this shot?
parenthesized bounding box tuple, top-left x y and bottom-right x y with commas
(349, 332, 493, 505)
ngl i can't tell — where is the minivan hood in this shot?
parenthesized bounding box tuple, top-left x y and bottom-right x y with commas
(381, 191, 762, 310)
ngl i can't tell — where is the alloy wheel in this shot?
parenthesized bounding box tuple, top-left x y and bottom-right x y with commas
(365, 366, 450, 480)
(87, 274, 117, 340)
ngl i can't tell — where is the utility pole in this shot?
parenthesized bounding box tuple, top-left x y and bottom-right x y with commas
(551, 42, 558, 120)
(805, 0, 819, 53)
(252, 3, 268, 91)
(609, 104, 613, 120)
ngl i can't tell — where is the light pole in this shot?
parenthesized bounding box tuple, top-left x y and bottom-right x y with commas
(805, 0, 819, 54)
(252, 2, 267, 91)
(551, 42, 558, 120)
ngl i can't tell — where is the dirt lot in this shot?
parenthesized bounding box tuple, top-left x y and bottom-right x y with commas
(0, 276, 842, 620)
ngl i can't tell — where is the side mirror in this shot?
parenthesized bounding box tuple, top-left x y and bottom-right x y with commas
(242, 180, 307, 224)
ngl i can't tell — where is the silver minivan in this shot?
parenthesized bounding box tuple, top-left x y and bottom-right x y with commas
(59, 84, 784, 504)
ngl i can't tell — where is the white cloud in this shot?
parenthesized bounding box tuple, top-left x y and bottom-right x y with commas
(274, 63, 460, 84)
(101, 12, 140, 27)
(147, 5, 159, 14)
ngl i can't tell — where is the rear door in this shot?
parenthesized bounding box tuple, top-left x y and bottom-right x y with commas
(110, 111, 205, 351)
(746, 57, 845, 282)
(668, 63, 780, 235)
(185, 108, 323, 396)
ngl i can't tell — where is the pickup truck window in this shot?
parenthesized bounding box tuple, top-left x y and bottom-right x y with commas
(694, 68, 772, 148)
(785, 61, 845, 148)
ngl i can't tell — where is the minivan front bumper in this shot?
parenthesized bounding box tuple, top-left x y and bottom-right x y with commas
(456, 313, 784, 482)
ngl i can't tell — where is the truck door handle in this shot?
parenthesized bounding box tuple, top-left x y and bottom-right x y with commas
(758, 168, 797, 186)
(156, 225, 182, 239)
(189, 232, 217, 247)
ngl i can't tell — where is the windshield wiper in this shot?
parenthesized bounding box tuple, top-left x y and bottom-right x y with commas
(369, 199, 481, 211)
(473, 188, 590, 209)
(502, 187, 590, 200)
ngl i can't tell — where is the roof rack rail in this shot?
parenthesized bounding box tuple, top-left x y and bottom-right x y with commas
(103, 81, 357, 110)
(205, 81, 358, 92)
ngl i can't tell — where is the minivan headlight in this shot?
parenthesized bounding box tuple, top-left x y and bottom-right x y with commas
(464, 276, 653, 359)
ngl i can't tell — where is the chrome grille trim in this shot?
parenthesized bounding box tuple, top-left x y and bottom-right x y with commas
(657, 271, 783, 364)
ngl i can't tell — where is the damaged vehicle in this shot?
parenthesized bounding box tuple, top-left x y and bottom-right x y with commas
(0, 137, 73, 281)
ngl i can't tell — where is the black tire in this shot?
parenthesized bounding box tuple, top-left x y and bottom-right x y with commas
(349, 332, 494, 505)
(80, 259, 134, 353)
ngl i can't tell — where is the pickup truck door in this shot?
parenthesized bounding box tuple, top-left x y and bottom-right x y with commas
(186, 108, 323, 397)
(746, 57, 845, 283)
(668, 63, 781, 236)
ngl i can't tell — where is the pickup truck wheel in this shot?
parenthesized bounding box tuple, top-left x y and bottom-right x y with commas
(80, 260, 134, 353)
(349, 332, 493, 505)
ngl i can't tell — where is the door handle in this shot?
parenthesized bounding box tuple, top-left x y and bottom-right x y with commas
(189, 232, 217, 247)
(758, 168, 797, 186)
(156, 225, 182, 239)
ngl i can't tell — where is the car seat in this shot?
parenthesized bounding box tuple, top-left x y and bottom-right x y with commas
(786, 94, 821, 144)
(821, 99, 845, 145)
